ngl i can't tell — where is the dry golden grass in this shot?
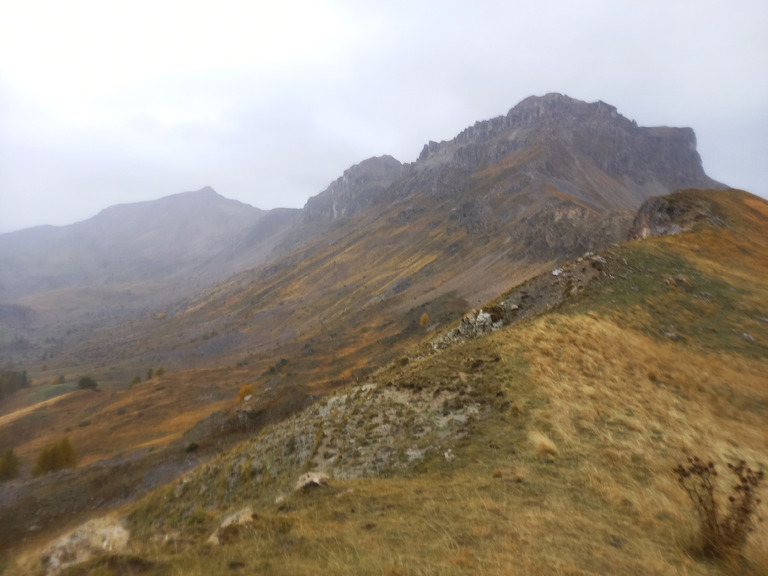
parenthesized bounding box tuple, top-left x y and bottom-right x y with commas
(513, 312, 767, 572)
(529, 429, 558, 458)
(6, 190, 767, 575)
(76, 304, 763, 576)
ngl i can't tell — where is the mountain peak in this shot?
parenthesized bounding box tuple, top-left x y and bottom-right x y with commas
(415, 94, 720, 208)
(509, 92, 625, 123)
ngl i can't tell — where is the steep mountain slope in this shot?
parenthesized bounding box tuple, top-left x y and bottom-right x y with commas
(1, 94, 720, 372)
(47, 94, 722, 375)
(8, 188, 766, 576)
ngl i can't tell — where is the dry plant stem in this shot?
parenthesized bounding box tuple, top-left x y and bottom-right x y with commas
(722, 461, 763, 552)
(674, 458, 720, 555)
(674, 456, 763, 559)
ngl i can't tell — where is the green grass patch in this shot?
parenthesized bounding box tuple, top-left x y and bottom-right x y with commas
(568, 240, 768, 358)
(34, 383, 76, 402)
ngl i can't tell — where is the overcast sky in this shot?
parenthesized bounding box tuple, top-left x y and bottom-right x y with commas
(0, 0, 766, 233)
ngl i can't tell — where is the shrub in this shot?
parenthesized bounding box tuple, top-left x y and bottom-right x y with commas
(32, 437, 77, 476)
(0, 371, 28, 400)
(130, 375, 141, 387)
(237, 385, 254, 403)
(419, 313, 430, 326)
(155, 367, 165, 377)
(185, 442, 199, 453)
(0, 449, 21, 481)
(146, 368, 154, 381)
(673, 456, 764, 559)
(77, 376, 98, 390)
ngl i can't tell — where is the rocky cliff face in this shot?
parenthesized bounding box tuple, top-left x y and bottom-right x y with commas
(415, 93, 721, 209)
(303, 155, 403, 220)
(300, 94, 721, 244)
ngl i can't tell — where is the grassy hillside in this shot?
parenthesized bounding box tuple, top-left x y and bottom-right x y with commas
(5, 189, 765, 575)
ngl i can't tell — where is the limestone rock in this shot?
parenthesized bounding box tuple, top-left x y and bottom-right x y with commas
(294, 471, 329, 491)
(40, 517, 129, 576)
(207, 506, 256, 546)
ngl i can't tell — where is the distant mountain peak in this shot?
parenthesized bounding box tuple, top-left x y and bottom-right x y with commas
(155, 186, 228, 206)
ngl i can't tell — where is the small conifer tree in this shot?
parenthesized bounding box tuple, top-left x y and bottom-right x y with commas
(0, 448, 21, 481)
(32, 437, 77, 476)
(77, 376, 98, 390)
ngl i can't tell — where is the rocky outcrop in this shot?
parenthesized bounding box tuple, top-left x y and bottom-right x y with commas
(154, 378, 487, 536)
(206, 506, 256, 546)
(294, 471, 329, 491)
(433, 251, 611, 349)
(303, 155, 404, 220)
(629, 190, 728, 240)
(40, 517, 129, 575)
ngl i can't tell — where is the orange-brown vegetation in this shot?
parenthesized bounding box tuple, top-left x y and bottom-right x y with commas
(3, 190, 767, 575)
(237, 384, 254, 403)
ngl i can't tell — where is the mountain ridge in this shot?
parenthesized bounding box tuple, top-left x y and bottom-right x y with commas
(0, 94, 726, 372)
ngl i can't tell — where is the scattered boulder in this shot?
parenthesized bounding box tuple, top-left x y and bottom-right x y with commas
(207, 506, 256, 546)
(40, 517, 129, 576)
(294, 471, 329, 491)
(457, 309, 496, 337)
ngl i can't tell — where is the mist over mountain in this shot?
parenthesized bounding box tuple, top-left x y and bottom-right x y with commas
(0, 188, 261, 297)
(0, 94, 724, 367)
